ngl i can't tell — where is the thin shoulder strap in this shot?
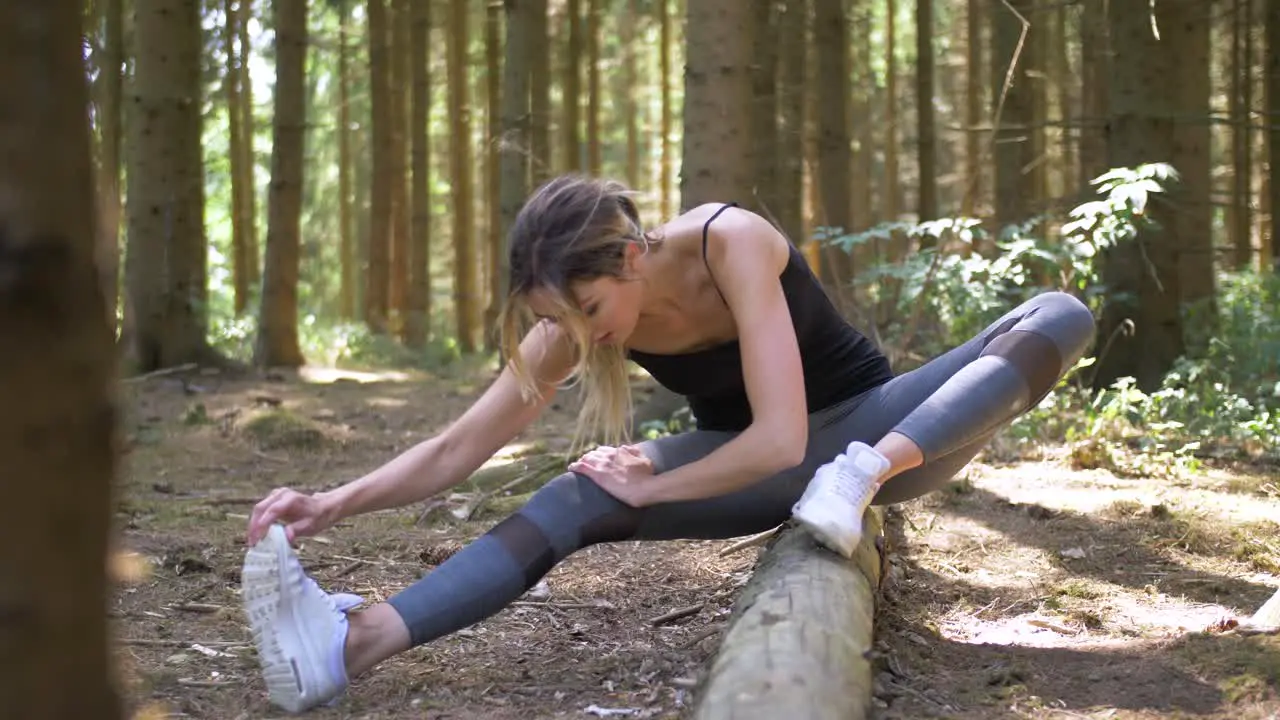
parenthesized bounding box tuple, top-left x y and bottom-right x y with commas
(702, 202, 738, 305)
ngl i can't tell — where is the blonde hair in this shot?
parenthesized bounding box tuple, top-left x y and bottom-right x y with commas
(498, 174, 651, 450)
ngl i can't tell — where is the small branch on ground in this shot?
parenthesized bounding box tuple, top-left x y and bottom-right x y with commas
(648, 603, 704, 626)
(717, 525, 784, 557)
(121, 363, 199, 383)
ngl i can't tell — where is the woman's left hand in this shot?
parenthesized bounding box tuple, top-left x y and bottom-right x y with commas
(568, 444, 657, 507)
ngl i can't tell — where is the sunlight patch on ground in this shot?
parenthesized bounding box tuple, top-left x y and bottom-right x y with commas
(299, 366, 415, 383)
(365, 396, 409, 408)
(977, 461, 1280, 525)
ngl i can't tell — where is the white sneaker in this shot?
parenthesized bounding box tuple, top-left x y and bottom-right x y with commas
(242, 524, 363, 713)
(792, 441, 890, 558)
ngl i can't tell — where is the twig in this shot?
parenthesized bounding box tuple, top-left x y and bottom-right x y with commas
(203, 496, 260, 506)
(172, 603, 222, 614)
(121, 363, 198, 383)
(176, 679, 234, 688)
(334, 559, 365, 577)
(677, 623, 725, 649)
(648, 603, 704, 626)
(455, 458, 558, 521)
(510, 600, 615, 610)
(119, 639, 245, 648)
(717, 525, 784, 557)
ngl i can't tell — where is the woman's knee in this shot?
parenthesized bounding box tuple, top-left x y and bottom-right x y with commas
(516, 471, 644, 551)
(1038, 290, 1097, 365)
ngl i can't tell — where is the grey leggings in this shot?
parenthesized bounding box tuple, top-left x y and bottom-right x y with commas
(386, 291, 1096, 646)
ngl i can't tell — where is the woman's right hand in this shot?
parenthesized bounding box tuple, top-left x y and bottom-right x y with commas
(246, 487, 338, 546)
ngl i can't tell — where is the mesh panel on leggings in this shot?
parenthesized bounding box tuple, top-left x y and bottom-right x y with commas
(979, 329, 1063, 403)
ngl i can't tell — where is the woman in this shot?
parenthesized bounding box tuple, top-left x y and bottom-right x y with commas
(241, 175, 1096, 713)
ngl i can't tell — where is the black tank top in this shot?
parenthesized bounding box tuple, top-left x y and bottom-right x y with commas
(627, 203, 894, 432)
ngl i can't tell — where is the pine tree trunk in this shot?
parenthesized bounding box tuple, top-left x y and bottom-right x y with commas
(529, 0, 551, 185)
(962, 0, 983, 216)
(448, 0, 478, 352)
(95, 0, 124, 330)
(1095, 0, 1188, 390)
(681, 0, 755, 208)
(1229, 0, 1253, 269)
(1166, 0, 1214, 326)
(389, 0, 411, 332)
(366, 0, 392, 333)
(586, 0, 602, 177)
(496, 0, 530, 340)
(239, 0, 259, 294)
(338, 0, 356, 319)
(484, 0, 503, 350)
(658, 0, 673, 217)
(0, 3, 124, 715)
(226, 0, 249, 315)
(750, 0, 778, 223)
(255, 0, 308, 368)
(776, 0, 807, 246)
(406, 0, 432, 349)
(916, 0, 937, 225)
(124, 0, 216, 371)
(991, 0, 1033, 226)
(814, 0, 852, 295)
(623, 0, 641, 189)
(884, 0, 900, 223)
(1078, 0, 1108, 185)
(563, 0, 582, 174)
(1267, 0, 1280, 270)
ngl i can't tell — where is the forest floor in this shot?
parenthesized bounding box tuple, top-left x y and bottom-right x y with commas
(109, 363, 1280, 720)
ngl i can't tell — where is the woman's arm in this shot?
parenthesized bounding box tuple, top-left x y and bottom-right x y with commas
(316, 320, 576, 521)
(638, 207, 810, 504)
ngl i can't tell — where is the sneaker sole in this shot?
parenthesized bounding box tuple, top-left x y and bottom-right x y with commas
(792, 508, 861, 559)
(242, 525, 328, 713)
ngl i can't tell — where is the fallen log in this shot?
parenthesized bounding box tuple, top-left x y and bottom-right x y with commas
(693, 508, 885, 720)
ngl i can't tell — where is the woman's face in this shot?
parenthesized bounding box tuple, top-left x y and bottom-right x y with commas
(526, 244, 646, 346)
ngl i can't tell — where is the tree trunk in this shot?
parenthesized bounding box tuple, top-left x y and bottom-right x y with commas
(814, 0, 852, 293)
(0, 3, 123, 716)
(365, 0, 391, 333)
(681, 0, 755, 208)
(916, 0, 938, 225)
(495, 0, 531, 347)
(1166, 0, 1215, 331)
(94, 0, 124, 330)
(884, 0, 900, 223)
(776, 0, 807, 246)
(484, 0, 503, 350)
(448, 0, 478, 352)
(238, 0, 259, 295)
(750, 0, 778, 222)
(388, 0, 410, 331)
(586, 0, 602, 176)
(1267, 0, 1280, 271)
(255, 0, 308, 368)
(1229, 0, 1253, 270)
(991, 0, 1033, 227)
(693, 511, 885, 720)
(226, 0, 249, 315)
(562, 0, 582, 174)
(1078, 0, 1108, 185)
(962, 0, 984, 216)
(622, 0, 641, 189)
(1094, 0, 1188, 390)
(123, 0, 217, 371)
(338, 0, 356, 320)
(406, 0, 432, 349)
(658, 0, 674, 217)
(529, 0, 551, 184)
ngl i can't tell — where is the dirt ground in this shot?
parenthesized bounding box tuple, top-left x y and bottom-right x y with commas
(109, 365, 1280, 719)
